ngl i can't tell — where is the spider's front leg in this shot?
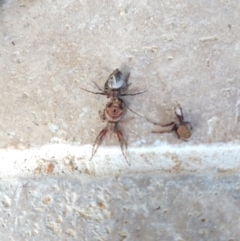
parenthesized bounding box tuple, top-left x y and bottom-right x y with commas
(120, 90, 148, 97)
(79, 86, 105, 96)
(160, 121, 175, 127)
(183, 121, 193, 130)
(151, 130, 171, 134)
(151, 123, 177, 134)
(145, 117, 174, 127)
(149, 120, 175, 127)
(89, 127, 108, 161)
(92, 81, 105, 93)
(120, 72, 132, 93)
(175, 103, 184, 122)
(115, 128, 130, 166)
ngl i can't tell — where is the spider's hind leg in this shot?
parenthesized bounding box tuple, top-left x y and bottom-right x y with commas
(89, 127, 108, 161)
(151, 123, 177, 134)
(115, 128, 129, 165)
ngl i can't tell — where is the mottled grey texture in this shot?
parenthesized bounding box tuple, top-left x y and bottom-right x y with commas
(1, 0, 240, 147)
(0, 174, 239, 241)
(1, 0, 240, 240)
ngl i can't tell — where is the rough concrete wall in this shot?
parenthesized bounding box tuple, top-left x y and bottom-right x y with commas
(1, 175, 240, 241)
(1, 0, 240, 240)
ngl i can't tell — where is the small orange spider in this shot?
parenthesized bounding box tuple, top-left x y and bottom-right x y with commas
(151, 103, 192, 140)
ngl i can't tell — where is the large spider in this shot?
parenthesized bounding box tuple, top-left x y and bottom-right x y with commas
(89, 97, 130, 165)
(80, 69, 146, 98)
(151, 103, 192, 140)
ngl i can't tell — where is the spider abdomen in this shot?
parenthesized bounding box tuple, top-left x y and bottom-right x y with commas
(177, 125, 191, 139)
(104, 98, 125, 122)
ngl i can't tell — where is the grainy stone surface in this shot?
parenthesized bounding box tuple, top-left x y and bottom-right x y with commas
(0, 174, 240, 241)
(1, 0, 240, 147)
(1, 0, 240, 240)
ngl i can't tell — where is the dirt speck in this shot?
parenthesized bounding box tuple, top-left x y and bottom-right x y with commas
(45, 163, 54, 174)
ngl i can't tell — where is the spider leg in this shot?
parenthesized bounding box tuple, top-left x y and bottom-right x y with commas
(125, 72, 130, 83)
(79, 87, 105, 96)
(175, 103, 184, 122)
(120, 90, 148, 96)
(115, 128, 130, 165)
(159, 121, 175, 127)
(119, 73, 132, 93)
(125, 104, 144, 118)
(145, 118, 163, 126)
(92, 81, 105, 92)
(124, 73, 132, 89)
(89, 128, 108, 161)
(151, 130, 170, 133)
(183, 121, 193, 130)
(145, 117, 175, 127)
(151, 124, 177, 134)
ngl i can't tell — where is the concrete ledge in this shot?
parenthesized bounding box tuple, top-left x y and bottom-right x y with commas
(1, 143, 240, 177)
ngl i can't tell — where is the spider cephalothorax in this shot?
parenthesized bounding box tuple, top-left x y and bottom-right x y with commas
(80, 69, 146, 98)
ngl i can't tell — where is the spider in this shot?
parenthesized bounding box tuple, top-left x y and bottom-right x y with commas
(89, 97, 130, 165)
(151, 103, 192, 140)
(80, 69, 146, 98)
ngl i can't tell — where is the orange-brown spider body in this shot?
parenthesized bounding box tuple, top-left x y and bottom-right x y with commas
(152, 103, 192, 141)
(176, 124, 192, 140)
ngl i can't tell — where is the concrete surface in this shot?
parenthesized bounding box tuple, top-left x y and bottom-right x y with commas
(1, 0, 240, 240)
(1, 174, 240, 241)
